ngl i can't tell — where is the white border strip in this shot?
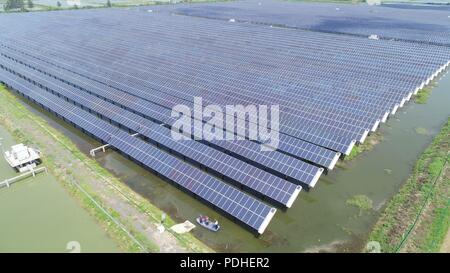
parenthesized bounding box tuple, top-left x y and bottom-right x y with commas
(258, 208, 277, 234)
(286, 185, 302, 208)
(345, 140, 356, 156)
(328, 152, 341, 170)
(371, 119, 381, 132)
(381, 111, 389, 123)
(399, 97, 407, 108)
(359, 129, 369, 143)
(406, 92, 413, 101)
(308, 168, 324, 188)
(391, 104, 400, 115)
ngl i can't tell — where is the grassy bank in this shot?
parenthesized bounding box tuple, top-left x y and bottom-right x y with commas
(415, 82, 438, 105)
(367, 118, 450, 253)
(0, 85, 212, 253)
(344, 131, 383, 161)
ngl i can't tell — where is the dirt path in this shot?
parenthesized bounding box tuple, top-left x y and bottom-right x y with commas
(440, 230, 450, 253)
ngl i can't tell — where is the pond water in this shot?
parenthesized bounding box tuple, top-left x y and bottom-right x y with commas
(0, 126, 121, 253)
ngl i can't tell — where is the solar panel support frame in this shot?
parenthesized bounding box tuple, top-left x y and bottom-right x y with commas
(286, 185, 302, 208)
(258, 208, 277, 234)
(406, 92, 413, 102)
(381, 112, 389, 123)
(391, 104, 400, 115)
(399, 97, 407, 108)
(309, 167, 324, 188)
(359, 129, 369, 144)
(371, 119, 381, 132)
(328, 152, 341, 170)
(345, 140, 356, 156)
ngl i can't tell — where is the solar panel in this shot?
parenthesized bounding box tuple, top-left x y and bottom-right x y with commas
(0, 4, 449, 234)
(0, 69, 277, 234)
(1, 12, 446, 152)
(173, 1, 450, 46)
(1, 8, 447, 154)
(0, 57, 304, 206)
(0, 48, 340, 169)
(2, 41, 356, 153)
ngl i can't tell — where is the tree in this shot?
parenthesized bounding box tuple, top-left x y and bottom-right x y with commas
(106, 0, 111, 7)
(27, 0, 33, 8)
(4, 0, 25, 11)
(56, 1, 61, 7)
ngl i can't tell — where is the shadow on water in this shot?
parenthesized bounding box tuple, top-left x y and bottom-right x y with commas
(12, 71, 450, 252)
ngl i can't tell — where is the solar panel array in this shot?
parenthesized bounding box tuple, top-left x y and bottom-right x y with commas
(0, 53, 303, 207)
(171, 0, 450, 46)
(0, 69, 277, 234)
(0, 1, 449, 233)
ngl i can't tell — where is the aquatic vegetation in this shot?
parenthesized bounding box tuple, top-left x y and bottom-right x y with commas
(346, 194, 373, 216)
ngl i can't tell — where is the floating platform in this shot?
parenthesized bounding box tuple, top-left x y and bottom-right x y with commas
(4, 143, 41, 173)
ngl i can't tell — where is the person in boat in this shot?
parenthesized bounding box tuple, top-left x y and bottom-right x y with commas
(200, 215, 209, 224)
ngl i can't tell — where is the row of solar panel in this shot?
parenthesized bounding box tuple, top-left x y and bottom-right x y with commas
(168, 1, 450, 46)
(0, 22, 394, 134)
(0, 26, 428, 134)
(0, 5, 448, 234)
(0, 41, 370, 153)
(0, 37, 360, 154)
(0, 56, 306, 207)
(0, 10, 446, 154)
(0, 49, 331, 172)
(0, 47, 442, 159)
(0, 46, 341, 169)
(0, 67, 277, 234)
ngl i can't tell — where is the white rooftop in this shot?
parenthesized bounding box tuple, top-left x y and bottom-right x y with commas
(4, 143, 41, 168)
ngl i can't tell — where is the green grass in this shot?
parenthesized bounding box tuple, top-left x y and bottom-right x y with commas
(415, 82, 438, 104)
(367, 118, 450, 253)
(421, 199, 450, 252)
(345, 145, 362, 161)
(415, 87, 432, 104)
(344, 131, 383, 161)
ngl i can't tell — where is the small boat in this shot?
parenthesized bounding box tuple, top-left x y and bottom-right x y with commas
(196, 215, 220, 232)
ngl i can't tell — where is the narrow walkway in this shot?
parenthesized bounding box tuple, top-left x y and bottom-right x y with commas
(440, 229, 450, 253)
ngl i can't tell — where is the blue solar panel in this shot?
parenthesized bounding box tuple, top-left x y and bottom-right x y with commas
(0, 56, 304, 205)
(0, 47, 340, 169)
(0, 9, 446, 152)
(0, 69, 277, 234)
(0, 3, 449, 233)
(171, 1, 450, 46)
